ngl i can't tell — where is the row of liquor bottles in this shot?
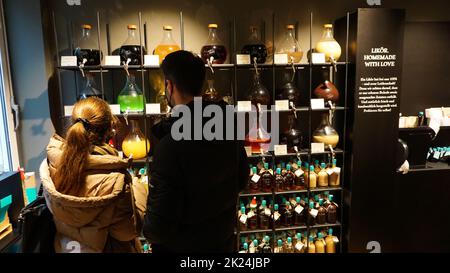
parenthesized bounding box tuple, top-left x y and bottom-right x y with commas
(238, 192, 339, 231)
(73, 22, 342, 66)
(239, 228, 339, 253)
(245, 159, 341, 193)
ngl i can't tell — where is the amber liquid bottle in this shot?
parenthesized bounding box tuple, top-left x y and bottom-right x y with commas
(154, 25, 181, 64)
(260, 163, 273, 193)
(201, 24, 227, 64)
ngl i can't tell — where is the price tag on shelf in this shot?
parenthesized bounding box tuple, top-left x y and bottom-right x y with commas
(236, 54, 251, 65)
(244, 146, 252, 157)
(310, 98, 325, 109)
(295, 169, 304, 177)
(295, 205, 304, 214)
(251, 174, 260, 183)
(275, 100, 290, 111)
(104, 55, 121, 66)
(274, 53, 288, 64)
(311, 53, 326, 64)
(310, 208, 318, 218)
(146, 103, 161, 114)
(274, 144, 288, 156)
(311, 143, 325, 154)
(239, 214, 247, 224)
(64, 105, 74, 117)
(60, 56, 77, 67)
(144, 55, 160, 67)
(237, 101, 252, 112)
(109, 104, 121, 115)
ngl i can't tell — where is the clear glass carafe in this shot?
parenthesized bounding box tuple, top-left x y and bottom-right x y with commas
(73, 24, 101, 66)
(276, 24, 303, 63)
(201, 24, 227, 64)
(154, 25, 181, 64)
(78, 72, 101, 100)
(202, 79, 222, 102)
(117, 73, 144, 113)
(120, 24, 146, 65)
(121, 120, 150, 160)
(241, 26, 267, 64)
(315, 24, 342, 62)
(312, 113, 339, 148)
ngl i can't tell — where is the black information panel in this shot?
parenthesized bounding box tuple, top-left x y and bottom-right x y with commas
(343, 8, 405, 252)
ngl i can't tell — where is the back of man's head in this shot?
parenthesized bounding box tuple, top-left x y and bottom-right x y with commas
(161, 50, 206, 97)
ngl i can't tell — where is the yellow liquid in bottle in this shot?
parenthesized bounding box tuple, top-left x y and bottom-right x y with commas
(309, 172, 317, 189)
(287, 51, 303, 63)
(122, 139, 150, 159)
(154, 44, 181, 64)
(316, 41, 341, 62)
(312, 135, 339, 148)
(318, 169, 329, 187)
(315, 239, 325, 253)
(325, 236, 336, 253)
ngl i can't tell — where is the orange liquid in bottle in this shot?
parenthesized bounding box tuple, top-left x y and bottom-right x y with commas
(154, 45, 181, 64)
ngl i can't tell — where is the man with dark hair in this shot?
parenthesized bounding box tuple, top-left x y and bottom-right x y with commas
(143, 50, 248, 253)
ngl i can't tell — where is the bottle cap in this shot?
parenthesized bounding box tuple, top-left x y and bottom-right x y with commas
(304, 162, 309, 168)
(163, 25, 173, 30)
(285, 201, 290, 206)
(261, 200, 267, 206)
(319, 198, 323, 205)
(264, 235, 270, 242)
(252, 166, 257, 173)
(324, 23, 333, 28)
(318, 233, 323, 239)
(277, 239, 283, 246)
(287, 237, 292, 243)
(208, 24, 218, 29)
(310, 166, 315, 171)
(309, 201, 314, 208)
(143, 244, 149, 251)
(328, 228, 333, 235)
(296, 233, 301, 239)
(315, 160, 319, 165)
(286, 164, 291, 171)
(243, 243, 248, 250)
(296, 197, 301, 203)
(274, 204, 279, 211)
(419, 111, 424, 115)
(329, 194, 334, 201)
(309, 235, 314, 241)
(241, 206, 246, 213)
(276, 168, 281, 174)
(314, 195, 319, 201)
(321, 163, 326, 168)
(127, 24, 137, 30)
(333, 158, 337, 165)
(297, 160, 302, 166)
(82, 24, 92, 30)
(253, 239, 258, 245)
(264, 163, 269, 169)
(286, 24, 295, 30)
(139, 168, 146, 175)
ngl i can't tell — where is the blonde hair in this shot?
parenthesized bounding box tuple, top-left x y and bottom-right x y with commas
(53, 97, 117, 195)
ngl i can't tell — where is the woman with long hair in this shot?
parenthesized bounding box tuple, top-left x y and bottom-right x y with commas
(39, 97, 147, 253)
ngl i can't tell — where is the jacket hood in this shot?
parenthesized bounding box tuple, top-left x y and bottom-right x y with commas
(40, 135, 130, 227)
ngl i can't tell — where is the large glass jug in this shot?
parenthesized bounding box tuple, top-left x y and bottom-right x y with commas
(241, 26, 267, 64)
(276, 24, 303, 63)
(312, 113, 339, 149)
(281, 114, 302, 151)
(245, 110, 271, 154)
(117, 74, 144, 113)
(78, 72, 101, 100)
(154, 25, 181, 64)
(201, 24, 227, 64)
(278, 70, 300, 106)
(121, 120, 150, 159)
(315, 24, 341, 62)
(248, 72, 270, 106)
(314, 80, 339, 103)
(73, 24, 101, 66)
(202, 79, 222, 102)
(120, 24, 146, 66)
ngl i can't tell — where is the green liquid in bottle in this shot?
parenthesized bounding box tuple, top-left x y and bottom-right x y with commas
(118, 94, 144, 112)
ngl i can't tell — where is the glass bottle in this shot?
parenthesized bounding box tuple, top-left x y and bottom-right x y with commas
(239, 242, 249, 253)
(121, 120, 150, 160)
(294, 233, 304, 253)
(325, 228, 337, 253)
(307, 201, 316, 226)
(294, 160, 306, 190)
(239, 206, 247, 231)
(314, 80, 340, 103)
(281, 201, 293, 227)
(154, 25, 181, 64)
(274, 168, 284, 192)
(315, 233, 326, 253)
(293, 196, 305, 226)
(262, 236, 272, 253)
(272, 204, 281, 228)
(326, 194, 338, 224)
(249, 166, 260, 193)
(201, 24, 227, 64)
(282, 115, 302, 152)
(315, 24, 342, 62)
(307, 235, 316, 253)
(318, 163, 329, 187)
(329, 159, 341, 186)
(314, 160, 321, 174)
(73, 24, 101, 66)
(260, 163, 273, 193)
(308, 165, 317, 189)
(276, 24, 303, 63)
(202, 79, 222, 102)
(117, 74, 144, 113)
(316, 198, 327, 225)
(258, 200, 270, 229)
(312, 113, 339, 149)
(241, 26, 267, 64)
(274, 239, 284, 253)
(78, 73, 101, 100)
(284, 237, 294, 253)
(120, 24, 146, 65)
(248, 72, 271, 106)
(250, 239, 259, 253)
(278, 72, 301, 106)
(283, 164, 295, 191)
(247, 197, 258, 230)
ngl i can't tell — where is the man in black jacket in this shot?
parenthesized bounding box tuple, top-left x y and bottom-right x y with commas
(143, 50, 248, 253)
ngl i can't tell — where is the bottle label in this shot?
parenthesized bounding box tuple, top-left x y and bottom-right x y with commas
(264, 208, 271, 216)
(247, 210, 255, 218)
(310, 209, 319, 218)
(333, 236, 340, 243)
(333, 167, 341, 174)
(295, 242, 304, 251)
(295, 205, 304, 214)
(239, 214, 247, 224)
(273, 211, 281, 221)
(295, 169, 304, 177)
(251, 174, 260, 183)
(326, 169, 334, 176)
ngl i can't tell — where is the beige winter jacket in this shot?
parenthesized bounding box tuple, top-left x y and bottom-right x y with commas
(39, 135, 148, 253)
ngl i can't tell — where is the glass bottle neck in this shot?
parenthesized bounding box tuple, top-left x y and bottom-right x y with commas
(82, 29, 91, 39)
(161, 29, 175, 44)
(207, 28, 220, 44)
(286, 29, 295, 39)
(249, 29, 260, 43)
(322, 28, 334, 40)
